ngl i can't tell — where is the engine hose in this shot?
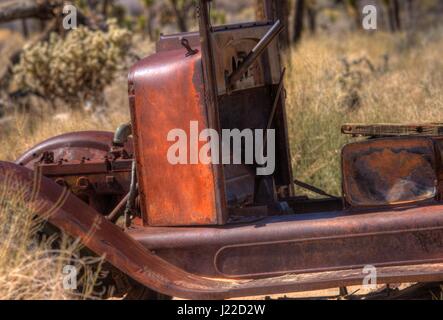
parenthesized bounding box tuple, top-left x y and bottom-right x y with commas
(113, 123, 132, 146)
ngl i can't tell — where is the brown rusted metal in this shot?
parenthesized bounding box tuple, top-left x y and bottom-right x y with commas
(342, 123, 443, 137)
(0, 161, 226, 299)
(129, 49, 223, 227)
(15, 131, 134, 168)
(226, 19, 283, 87)
(15, 131, 134, 216)
(107, 192, 130, 222)
(342, 137, 438, 207)
(128, 203, 443, 278)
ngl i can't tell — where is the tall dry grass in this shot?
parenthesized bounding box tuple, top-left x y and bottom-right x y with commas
(0, 107, 130, 162)
(0, 30, 134, 299)
(0, 175, 103, 299)
(286, 28, 443, 195)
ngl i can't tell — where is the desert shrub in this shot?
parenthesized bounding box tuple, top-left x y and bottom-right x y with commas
(13, 20, 132, 111)
(337, 55, 389, 111)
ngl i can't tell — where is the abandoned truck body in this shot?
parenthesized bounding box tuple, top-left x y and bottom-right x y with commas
(2, 0, 443, 299)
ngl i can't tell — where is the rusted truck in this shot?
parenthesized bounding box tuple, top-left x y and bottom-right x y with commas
(1, 0, 443, 299)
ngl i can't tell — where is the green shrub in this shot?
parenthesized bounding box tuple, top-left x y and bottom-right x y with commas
(13, 20, 132, 111)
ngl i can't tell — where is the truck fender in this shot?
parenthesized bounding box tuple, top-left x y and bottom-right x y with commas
(15, 131, 133, 168)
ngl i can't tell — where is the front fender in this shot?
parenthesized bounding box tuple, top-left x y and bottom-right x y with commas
(15, 131, 134, 168)
(0, 161, 233, 299)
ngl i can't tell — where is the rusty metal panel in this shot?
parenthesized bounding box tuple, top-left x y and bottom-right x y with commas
(130, 203, 443, 278)
(210, 22, 281, 95)
(15, 131, 130, 168)
(129, 50, 224, 226)
(342, 137, 437, 207)
(214, 228, 443, 278)
(342, 123, 443, 137)
(156, 32, 200, 53)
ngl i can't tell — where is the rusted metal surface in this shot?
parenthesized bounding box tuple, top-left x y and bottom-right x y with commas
(15, 131, 134, 215)
(342, 137, 437, 207)
(129, 203, 443, 278)
(38, 159, 132, 215)
(129, 49, 224, 227)
(16, 131, 134, 168)
(129, 15, 294, 226)
(210, 21, 282, 95)
(342, 123, 443, 137)
(156, 32, 200, 53)
(226, 20, 283, 88)
(197, 0, 228, 227)
(225, 263, 443, 298)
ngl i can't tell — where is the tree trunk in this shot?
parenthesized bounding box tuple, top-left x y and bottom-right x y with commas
(148, 12, 155, 40)
(170, 0, 188, 32)
(405, 0, 416, 30)
(102, 0, 110, 18)
(386, 0, 402, 32)
(145, 7, 156, 41)
(306, 5, 317, 34)
(393, 0, 401, 31)
(293, 0, 305, 44)
(273, 0, 290, 49)
(0, 0, 60, 23)
(346, 0, 362, 30)
(0, 0, 98, 29)
(255, 0, 266, 20)
(21, 19, 29, 38)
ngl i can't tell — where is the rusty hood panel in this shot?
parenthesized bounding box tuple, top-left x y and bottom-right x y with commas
(128, 49, 224, 227)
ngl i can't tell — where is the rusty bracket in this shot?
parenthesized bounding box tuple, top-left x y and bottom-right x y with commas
(181, 38, 199, 57)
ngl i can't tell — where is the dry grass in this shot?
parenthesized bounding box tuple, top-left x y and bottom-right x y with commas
(0, 176, 103, 299)
(0, 107, 129, 162)
(286, 28, 443, 195)
(0, 31, 136, 299)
